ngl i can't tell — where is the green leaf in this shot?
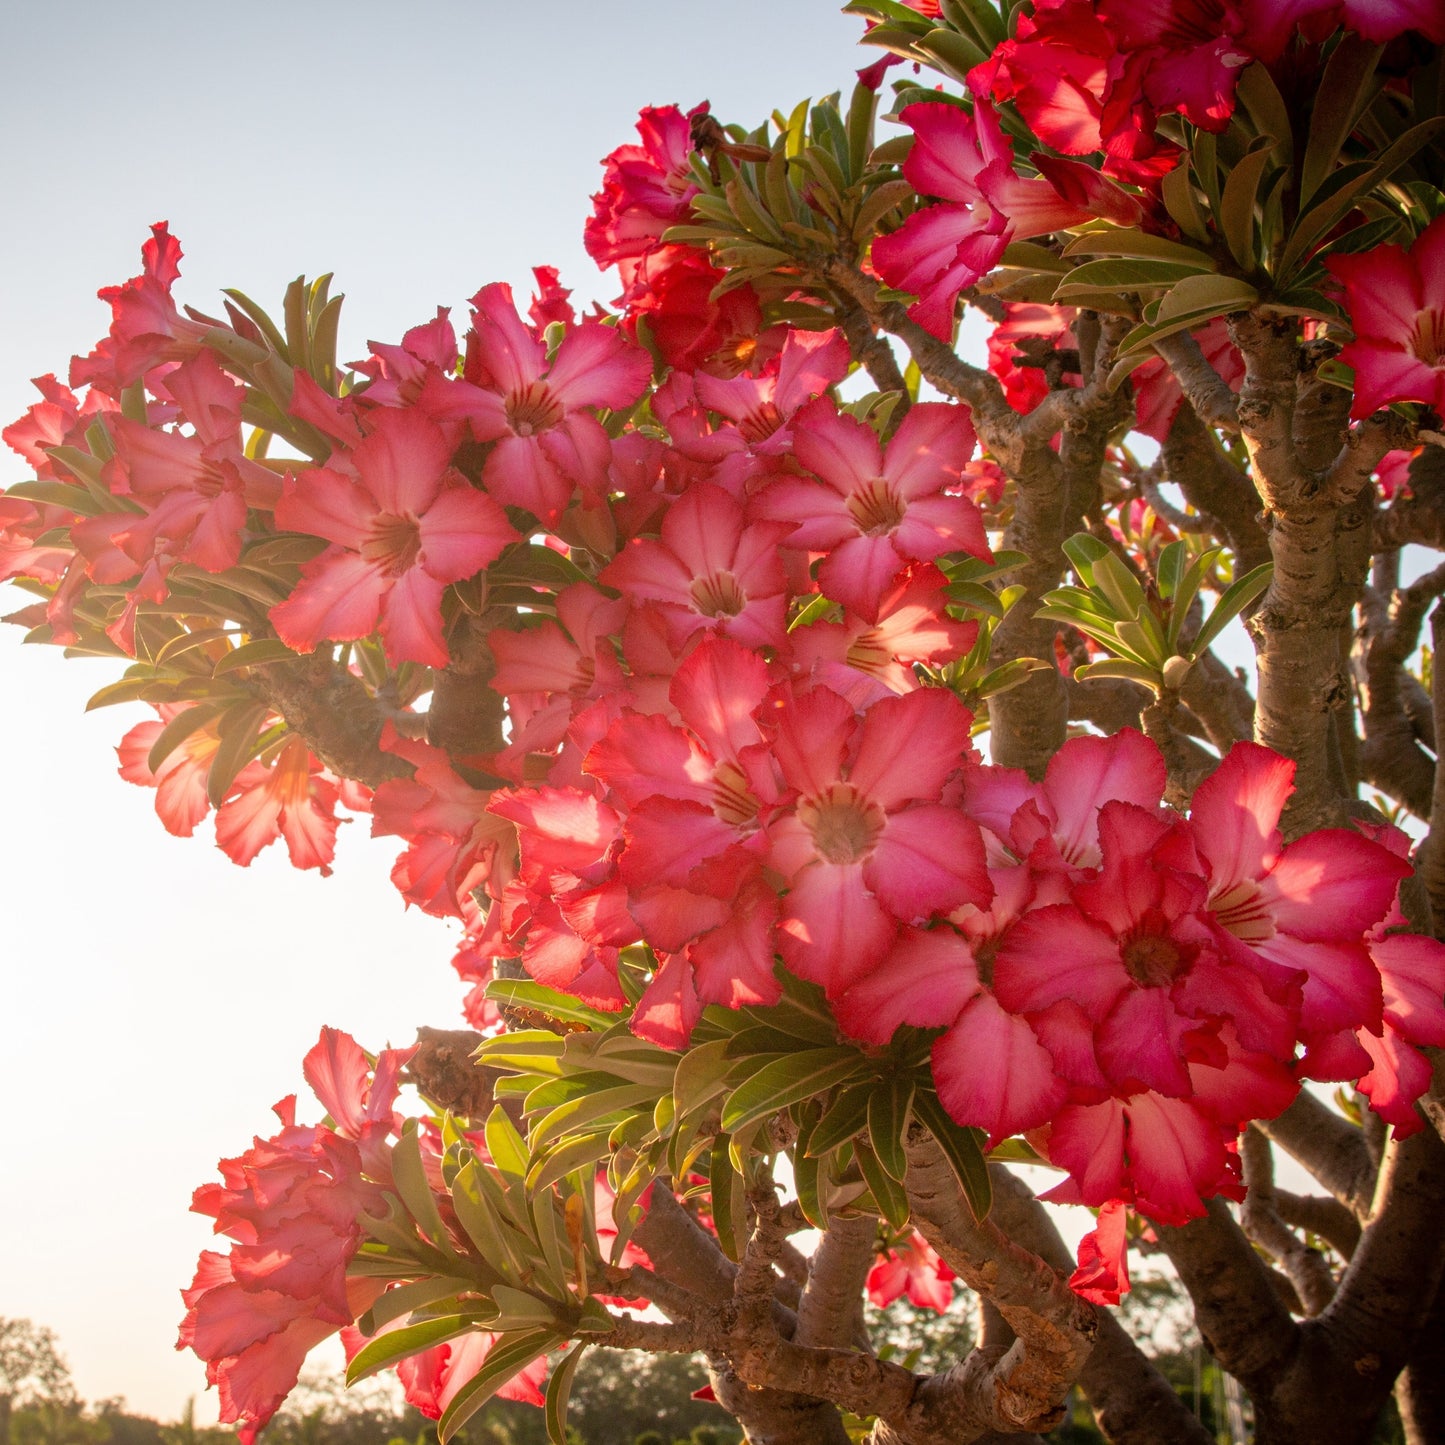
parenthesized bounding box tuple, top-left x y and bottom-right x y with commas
(526, 1131, 614, 1194)
(1153, 274, 1260, 325)
(1191, 561, 1273, 656)
(359, 1274, 480, 1335)
(1301, 36, 1383, 205)
(709, 1134, 743, 1262)
(1061, 228, 1218, 267)
(438, 1329, 563, 1444)
(485, 978, 621, 1031)
(210, 638, 300, 675)
(545, 1342, 588, 1445)
(1073, 659, 1162, 688)
(485, 1107, 530, 1182)
(912, 26, 988, 86)
(913, 1090, 991, 1221)
(1060, 532, 1112, 587)
(392, 1125, 455, 1254)
(1054, 257, 1216, 302)
(1219, 136, 1276, 271)
(720, 1048, 867, 1136)
(488, 1285, 562, 1332)
(144, 700, 228, 774)
(3, 479, 106, 515)
(806, 1082, 876, 1157)
(1235, 62, 1295, 164)
(205, 701, 272, 807)
(530, 1084, 659, 1153)
(855, 1138, 910, 1229)
(868, 1075, 916, 1182)
(346, 1314, 481, 1386)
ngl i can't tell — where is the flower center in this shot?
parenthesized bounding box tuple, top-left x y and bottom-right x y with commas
(737, 401, 783, 445)
(711, 759, 759, 828)
(847, 478, 906, 537)
(1208, 878, 1276, 943)
(506, 381, 564, 438)
(1121, 931, 1183, 988)
(362, 512, 422, 575)
(1410, 308, 1445, 367)
(690, 570, 746, 618)
(798, 783, 885, 865)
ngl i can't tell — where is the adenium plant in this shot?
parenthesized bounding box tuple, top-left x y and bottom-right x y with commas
(6, 2, 1445, 1443)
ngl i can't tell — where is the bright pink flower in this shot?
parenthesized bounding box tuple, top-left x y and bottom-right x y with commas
(1070, 1199, 1131, 1305)
(104, 350, 282, 575)
(0, 496, 75, 586)
(351, 309, 459, 411)
(602, 482, 794, 648)
(179, 1031, 411, 1443)
(873, 101, 1089, 341)
(3, 373, 117, 479)
(1328, 218, 1445, 419)
(986, 304, 1079, 415)
(419, 283, 650, 523)
(621, 244, 788, 378)
(71, 223, 214, 395)
(118, 705, 225, 837)
(765, 685, 989, 994)
(586, 105, 702, 274)
(393, 1332, 548, 1418)
(753, 397, 988, 620)
(270, 406, 519, 667)
(214, 736, 347, 875)
(1186, 742, 1410, 1052)
(784, 561, 980, 703)
(867, 1232, 956, 1313)
(1239, 0, 1444, 60)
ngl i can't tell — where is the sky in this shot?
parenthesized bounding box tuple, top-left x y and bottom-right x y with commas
(0, 2, 871, 1422)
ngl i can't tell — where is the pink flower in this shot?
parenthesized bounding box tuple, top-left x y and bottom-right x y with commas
(765, 685, 989, 994)
(752, 396, 988, 620)
(104, 349, 283, 575)
(215, 736, 348, 876)
(179, 1031, 411, 1443)
(71, 223, 214, 395)
(1186, 743, 1410, 1057)
(602, 482, 794, 648)
(269, 406, 519, 667)
(867, 1232, 956, 1313)
(419, 283, 651, 523)
(1070, 1200, 1131, 1305)
(873, 100, 1090, 340)
(1328, 217, 1445, 419)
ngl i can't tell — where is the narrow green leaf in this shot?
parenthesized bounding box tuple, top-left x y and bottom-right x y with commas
(1192, 561, 1273, 656)
(868, 1075, 915, 1183)
(484, 978, 621, 1031)
(545, 1342, 588, 1445)
(485, 1106, 530, 1182)
(211, 638, 300, 675)
(1074, 659, 1162, 688)
(1061, 228, 1218, 267)
(806, 1082, 876, 1157)
(855, 1138, 910, 1229)
(438, 1330, 563, 1444)
(1235, 62, 1295, 163)
(359, 1275, 480, 1335)
(205, 701, 271, 807)
(1219, 136, 1276, 271)
(1301, 36, 1383, 204)
(145, 700, 228, 775)
(913, 1090, 991, 1221)
(346, 1313, 479, 1385)
(720, 1049, 867, 1136)
(526, 1130, 614, 1194)
(1154, 274, 1260, 325)
(488, 1285, 561, 1332)
(710, 1134, 742, 1261)
(392, 1125, 455, 1254)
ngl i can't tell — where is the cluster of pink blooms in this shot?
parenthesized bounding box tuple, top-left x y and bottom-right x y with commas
(872, 0, 1445, 343)
(5, 3, 1445, 1426)
(182, 1029, 555, 1440)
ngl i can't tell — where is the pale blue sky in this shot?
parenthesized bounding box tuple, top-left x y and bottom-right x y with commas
(0, 3, 869, 1420)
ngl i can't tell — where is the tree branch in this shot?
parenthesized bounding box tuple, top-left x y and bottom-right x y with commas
(1257, 1092, 1377, 1219)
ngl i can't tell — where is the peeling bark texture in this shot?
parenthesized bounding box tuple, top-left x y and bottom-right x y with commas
(986, 1165, 1214, 1445)
(250, 653, 411, 788)
(1420, 604, 1445, 928)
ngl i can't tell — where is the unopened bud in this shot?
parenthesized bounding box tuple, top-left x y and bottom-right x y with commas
(1161, 655, 1193, 690)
